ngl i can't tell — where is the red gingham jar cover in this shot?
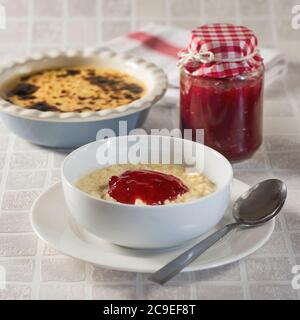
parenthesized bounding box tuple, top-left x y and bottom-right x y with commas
(178, 23, 263, 78)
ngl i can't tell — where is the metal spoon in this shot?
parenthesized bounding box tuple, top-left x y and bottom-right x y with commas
(148, 179, 287, 285)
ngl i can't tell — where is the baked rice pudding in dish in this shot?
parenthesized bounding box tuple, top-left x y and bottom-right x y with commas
(5, 66, 146, 112)
(76, 164, 216, 206)
(0, 50, 168, 148)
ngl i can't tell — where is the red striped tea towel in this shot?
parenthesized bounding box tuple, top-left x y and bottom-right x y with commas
(100, 23, 286, 89)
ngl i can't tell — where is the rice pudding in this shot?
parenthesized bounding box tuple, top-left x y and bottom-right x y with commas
(76, 164, 216, 205)
(5, 67, 145, 112)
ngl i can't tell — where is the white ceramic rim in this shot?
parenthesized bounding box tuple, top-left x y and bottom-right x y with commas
(30, 180, 275, 272)
(61, 135, 233, 209)
(0, 48, 168, 122)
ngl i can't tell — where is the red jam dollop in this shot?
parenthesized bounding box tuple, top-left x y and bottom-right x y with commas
(108, 169, 189, 205)
(180, 67, 264, 161)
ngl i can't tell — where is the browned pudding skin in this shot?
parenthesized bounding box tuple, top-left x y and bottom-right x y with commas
(5, 67, 145, 112)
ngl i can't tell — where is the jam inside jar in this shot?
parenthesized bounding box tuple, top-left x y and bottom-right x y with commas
(180, 65, 264, 161)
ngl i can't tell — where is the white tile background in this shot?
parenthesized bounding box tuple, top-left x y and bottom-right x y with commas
(0, 0, 299, 300)
(0, 0, 299, 60)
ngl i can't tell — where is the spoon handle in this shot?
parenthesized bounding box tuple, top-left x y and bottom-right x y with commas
(148, 222, 239, 285)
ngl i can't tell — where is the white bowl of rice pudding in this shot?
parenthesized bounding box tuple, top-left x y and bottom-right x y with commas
(62, 135, 233, 249)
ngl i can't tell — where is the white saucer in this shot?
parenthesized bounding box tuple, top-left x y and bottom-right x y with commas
(30, 179, 274, 273)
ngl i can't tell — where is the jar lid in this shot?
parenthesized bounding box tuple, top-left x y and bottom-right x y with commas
(178, 23, 263, 78)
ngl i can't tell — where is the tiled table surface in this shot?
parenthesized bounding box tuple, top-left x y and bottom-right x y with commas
(0, 65, 300, 300)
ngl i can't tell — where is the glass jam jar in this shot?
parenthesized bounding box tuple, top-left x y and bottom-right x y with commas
(179, 24, 264, 161)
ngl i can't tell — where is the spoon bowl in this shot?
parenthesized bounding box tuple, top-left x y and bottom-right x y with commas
(233, 179, 287, 226)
